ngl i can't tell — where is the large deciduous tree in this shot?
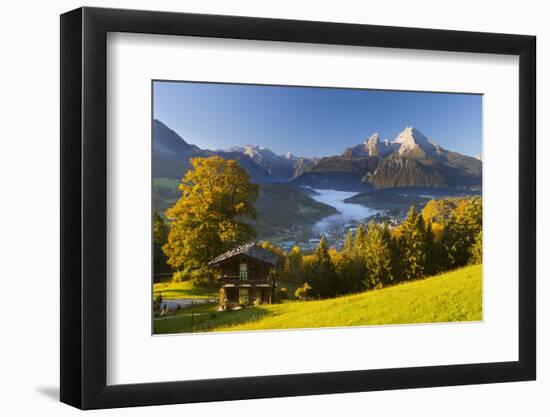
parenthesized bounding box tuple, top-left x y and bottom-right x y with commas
(163, 156, 258, 270)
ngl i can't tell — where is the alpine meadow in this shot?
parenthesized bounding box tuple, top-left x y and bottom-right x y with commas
(152, 81, 483, 334)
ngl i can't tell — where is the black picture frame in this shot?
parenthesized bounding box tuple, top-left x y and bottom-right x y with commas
(60, 6, 536, 410)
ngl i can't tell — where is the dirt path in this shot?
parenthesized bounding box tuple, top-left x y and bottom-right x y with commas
(155, 298, 217, 321)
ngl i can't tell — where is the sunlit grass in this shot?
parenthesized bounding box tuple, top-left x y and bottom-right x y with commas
(154, 264, 481, 334)
(153, 280, 218, 300)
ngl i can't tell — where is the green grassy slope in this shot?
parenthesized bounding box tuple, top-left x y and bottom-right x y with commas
(154, 265, 481, 334)
(153, 281, 218, 300)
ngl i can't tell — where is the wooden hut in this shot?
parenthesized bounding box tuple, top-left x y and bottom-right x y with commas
(208, 243, 279, 307)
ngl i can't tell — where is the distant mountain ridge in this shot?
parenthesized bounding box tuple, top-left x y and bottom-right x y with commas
(153, 119, 319, 183)
(152, 119, 481, 191)
(223, 144, 299, 181)
(292, 126, 481, 190)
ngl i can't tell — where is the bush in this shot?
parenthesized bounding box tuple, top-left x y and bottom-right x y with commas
(172, 267, 215, 287)
(190, 275, 211, 288)
(294, 282, 312, 301)
(190, 267, 215, 287)
(219, 288, 228, 311)
(153, 293, 163, 311)
(277, 287, 289, 300)
(171, 270, 188, 283)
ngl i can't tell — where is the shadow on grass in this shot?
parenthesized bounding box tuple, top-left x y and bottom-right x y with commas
(154, 305, 270, 334)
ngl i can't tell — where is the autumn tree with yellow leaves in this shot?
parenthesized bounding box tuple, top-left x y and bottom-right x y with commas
(163, 156, 258, 270)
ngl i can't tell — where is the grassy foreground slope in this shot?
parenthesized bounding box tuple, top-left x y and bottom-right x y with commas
(154, 265, 481, 334)
(219, 264, 482, 332)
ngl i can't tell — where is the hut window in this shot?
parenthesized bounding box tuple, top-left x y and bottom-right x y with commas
(239, 263, 248, 280)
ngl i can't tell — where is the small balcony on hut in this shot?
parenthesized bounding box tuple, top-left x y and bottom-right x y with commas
(209, 243, 279, 306)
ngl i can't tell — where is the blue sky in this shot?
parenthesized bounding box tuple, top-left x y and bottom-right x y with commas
(153, 81, 482, 158)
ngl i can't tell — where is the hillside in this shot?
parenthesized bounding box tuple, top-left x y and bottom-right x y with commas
(152, 179, 337, 238)
(154, 264, 482, 334)
(245, 184, 338, 238)
(153, 119, 275, 183)
(367, 157, 480, 188)
(152, 119, 207, 179)
(292, 155, 379, 191)
(344, 190, 431, 210)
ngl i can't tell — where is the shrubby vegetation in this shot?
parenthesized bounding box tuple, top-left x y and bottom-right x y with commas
(171, 267, 214, 287)
(294, 282, 312, 300)
(277, 287, 289, 300)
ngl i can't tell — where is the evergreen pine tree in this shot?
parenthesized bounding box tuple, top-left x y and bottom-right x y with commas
(343, 230, 355, 254)
(153, 209, 171, 275)
(399, 206, 428, 280)
(308, 236, 337, 298)
(355, 224, 367, 253)
(352, 225, 369, 290)
(336, 229, 367, 294)
(364, 222, 394, 288)
(424, 220, 440, 275)
(441, 197, 482, 268)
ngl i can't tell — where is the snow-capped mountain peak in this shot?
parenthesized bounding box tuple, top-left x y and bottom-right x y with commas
(392, 126, 436, 156)
(364, 133, 379, 146)
(364, 133, 391, 157)
(225, 144, 278, 160)
(365, 133, 387, 156)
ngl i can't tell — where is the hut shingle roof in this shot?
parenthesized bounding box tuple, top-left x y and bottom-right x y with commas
(208, 242, 279, 266)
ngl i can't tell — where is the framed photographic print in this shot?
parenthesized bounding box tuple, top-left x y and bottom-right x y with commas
(60, 6, 536, 409)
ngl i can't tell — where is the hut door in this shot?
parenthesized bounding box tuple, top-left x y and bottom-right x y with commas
(239, 288, 249, 305)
